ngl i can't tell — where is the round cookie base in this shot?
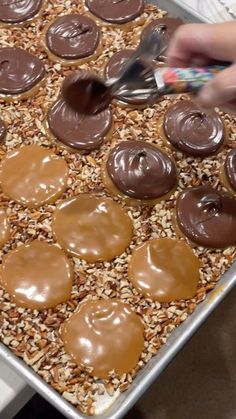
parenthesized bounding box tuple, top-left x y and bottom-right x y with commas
(0, 0, 46, 28)
(0, 77, 46, 103)
(219, 165, 236, 197)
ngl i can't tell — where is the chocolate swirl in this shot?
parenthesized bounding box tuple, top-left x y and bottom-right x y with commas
(85, 0, 144, 24)
(0, 117, 7, 142)
(224, 149, 236, 193)
(48, 98, 112, 151)
(46, 14, 100, 60)
(0, 48, 45, 95)
(163, 101, 225, 157)
(0, 0, 43, 24)
(140, 18, 183, 61)
(106, 140, 177, 199)
(176, 185, 236, 248)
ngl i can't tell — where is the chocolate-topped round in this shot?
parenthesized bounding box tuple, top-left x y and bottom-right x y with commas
(85, 0, 144, 24)
(0, 0, 43, 24)
(48, 98, 112, 151)
(224, 149, 236, 193)
(176, 185, 236, 248)
(106, 140, 177, 199)
(0, 117, 7, 142)
(45, 14, 100, 60)
(163, 101, 225, 157)
(0, 48, 45, 95)
(140, 18, 183, 61)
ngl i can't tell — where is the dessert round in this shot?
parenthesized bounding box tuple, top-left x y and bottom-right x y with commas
(52, 194, 133, 262)
(47, 98, 113, 152)
(160, 100, 226, 157)
(0, 209, 10, 248)
(102, 140, 177, 206)
(220, 148, 236, 196)
(0, 0, 44, 25)
(128, 238, 200, 302)
(175, 185, 236, 248)
(0, 117, 7, 142)
(0, 145, 69, 208)
(0, 47, 45, 101)
(44, 14, 101, 65)
(60, 299, 144, 378)
(2, 241, 73, 310)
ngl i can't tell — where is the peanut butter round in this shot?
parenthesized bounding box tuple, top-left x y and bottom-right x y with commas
(0, 145, 69, 208)
(0, 209, 10, 248)
(128, 238, 200, 302)
(52, 194, 133, 262)
(60, 299, 144, 378)
(2, 241, 73, 310)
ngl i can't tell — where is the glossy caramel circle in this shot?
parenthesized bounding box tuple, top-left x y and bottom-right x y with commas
(60, 299, 144, 378)
(0, 145, 69, 208)
(128, 238, 200, 302)
(0, 209, 10, 248)
(2, 241, 73, 310)
(52, 194, 133, 262)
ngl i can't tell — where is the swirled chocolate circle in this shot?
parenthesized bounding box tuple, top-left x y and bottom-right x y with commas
(0, 0, 43, 24)
(106, 140, 177, 199)
(140, 18, 183, 61)
(163, 101, 225, 157)
(85, 0, 144, 24)
(60, 299, 144, 378)
(0, 117, 7, 142)
(47, 98, 112, 151)
(0, 48, 45, 95)
(45, 14, 100, 60)
(176, 185, 236, 248)
(224, 149, 236, 193)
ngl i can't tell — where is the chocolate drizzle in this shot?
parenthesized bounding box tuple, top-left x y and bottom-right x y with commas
(224, 149, 236, 192)
(0, 47, 45, 95)
(176, 185, 236, 248)
(106, 140, 177, 199)
(85, 0, 144, 23)
(0, 0, 43, 24)
(163, 100, 225, 157)
(46, 14, 100, 60)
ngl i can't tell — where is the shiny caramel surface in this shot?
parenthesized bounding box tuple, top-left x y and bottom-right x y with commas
(60, 299, 144, 378)
(52, 194, 133, 262)
(0, 209, 10, 248)
(2, 240, 73, 309)
(128, 238, 200, 302)
(0, 145, 68, 208)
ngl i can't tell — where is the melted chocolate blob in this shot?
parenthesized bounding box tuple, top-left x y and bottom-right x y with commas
(176, 185, 236, 248)
(0, 0, 43, 24)
(106, 140, 177, 199)
(61, 72, 111, 115)
(60, 299, 144, 378)
(0, 117, 7, 142)
(163, 100, 225, 157)
(0, 47, 45, 95)
(48, 98, 112, 151)
(224, 149, 236, 193)
(85, 0, 144, 24)
(46, 14, 100, 60)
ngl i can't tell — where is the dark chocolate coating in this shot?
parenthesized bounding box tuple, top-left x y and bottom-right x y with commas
(163, 101, 225, 157)
(106, 140, 177, 199)
(176, 186, 236, 248)
(224, 148, 236, 192)
(140, 17, 183, 61)
(46, 14, 100, 60)
(48, 98, 112, 151)
(85, 0, 144, 24)
(0, 0, 43, 24)
(0, 117, 6, 142)
(0, 47, 45, 95)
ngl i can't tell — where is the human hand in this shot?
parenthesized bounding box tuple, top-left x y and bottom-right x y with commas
(167, 22, 236, 114)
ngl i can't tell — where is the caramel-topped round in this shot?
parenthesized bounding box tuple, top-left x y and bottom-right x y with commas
(2, 241, 73, 310)
(0, 209, 10, 248)
(85, 0, 144, 24)
(60, 299, 144, 378)
(128, 238, 200, 302)
(0, 117, 6, 142)
(224, 149, 236, 193)
(0, 0, 43, 24)
(162, 101, 225, 157)
(52, 194, 133, 262)
(47, 98, 112, 151)
(0, 145, 69, 208)
(176, 185, 236, 248)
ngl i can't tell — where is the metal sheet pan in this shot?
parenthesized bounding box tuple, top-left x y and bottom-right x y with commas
(1, 2, 235, 418)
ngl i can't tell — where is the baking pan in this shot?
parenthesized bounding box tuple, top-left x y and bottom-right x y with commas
(0, 2, 235, 419)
